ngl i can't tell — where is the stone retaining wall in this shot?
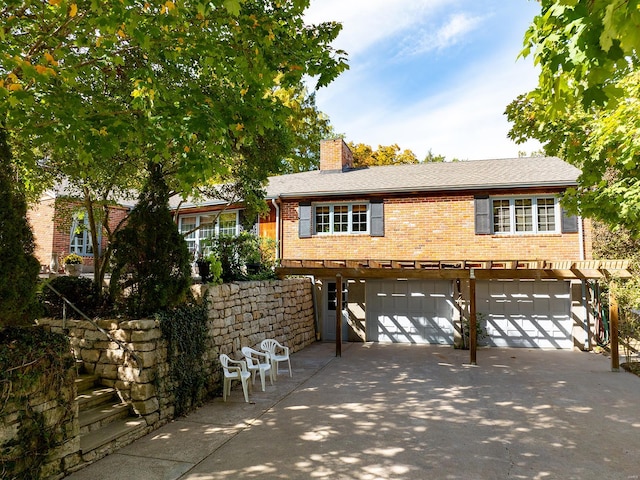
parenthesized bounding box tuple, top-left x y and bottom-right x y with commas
(0, 333, 78, 480)
(34, 278, 315, 477)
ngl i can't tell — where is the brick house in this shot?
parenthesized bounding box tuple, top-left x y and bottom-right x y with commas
(175, 139, 624, 351)
(28, 187, 130, 273)
(32, 139, 623, 350)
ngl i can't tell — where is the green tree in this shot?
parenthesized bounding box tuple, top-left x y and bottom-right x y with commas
(109, 163, 192, 318)
(1, 0, 347, 292)
(424, 149, 446, 163)
(0, 128, 40, 327)
(347, 142, 419, 167)
(279, 88, 337, 173)
(506, 0, 640, 234)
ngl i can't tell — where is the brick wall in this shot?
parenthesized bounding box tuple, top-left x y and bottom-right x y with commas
(281, 193, 590, 261)
(319, 138, 353, 171)
(28, 197, 56, 268)
(28, 198, 130, 270)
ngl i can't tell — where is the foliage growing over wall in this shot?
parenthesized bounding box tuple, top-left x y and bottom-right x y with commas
(204, 232, 277, 283)
(39, 276, 108, 319)
(590, 221, 640, 363)
(0, 327, 76, 479)
(110, 164, 192, 318)
(0, 129, 41, 328)
(158, 302, 209, 416)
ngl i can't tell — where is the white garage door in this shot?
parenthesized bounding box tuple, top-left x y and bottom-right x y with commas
(366, 279, 455, 344)
(477, 280, 572, 349)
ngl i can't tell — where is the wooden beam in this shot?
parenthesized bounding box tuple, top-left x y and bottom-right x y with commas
(336, 274, 342, 358)
(609, 290, 619, 372)
(276, 258, 632, 280)
(469, 271, 477, 365)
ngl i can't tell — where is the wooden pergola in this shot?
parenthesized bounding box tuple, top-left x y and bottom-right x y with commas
(276, 259, 632, 371)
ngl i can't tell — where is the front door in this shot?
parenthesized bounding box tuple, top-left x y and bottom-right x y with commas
(322, 281, 348, 341)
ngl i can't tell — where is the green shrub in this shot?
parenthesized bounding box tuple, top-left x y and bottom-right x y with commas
(0, 128, 41, 328)
(204, 232, 277, 282)
(39, 276, 107, 319)
(109, 163, 192, 318)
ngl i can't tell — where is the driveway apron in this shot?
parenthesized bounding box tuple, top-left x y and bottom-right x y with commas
(64, 342, 640, 480)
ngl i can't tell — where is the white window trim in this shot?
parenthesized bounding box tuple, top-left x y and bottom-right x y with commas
(70, 214, 98, 256)
(491, 196, 560, 235)
(313, 202, 370, 235)
(178, 211, 241, 254)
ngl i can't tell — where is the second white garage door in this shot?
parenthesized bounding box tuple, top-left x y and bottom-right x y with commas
(366, 279, 455, 344)
(476, 279, 573, 349)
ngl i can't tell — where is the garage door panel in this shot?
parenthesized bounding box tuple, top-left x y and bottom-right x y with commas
(367, 280, 454, 344)
(479, 280, 572, 349)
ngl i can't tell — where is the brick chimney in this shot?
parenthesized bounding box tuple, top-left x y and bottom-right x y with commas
(320, 138, 354, 171)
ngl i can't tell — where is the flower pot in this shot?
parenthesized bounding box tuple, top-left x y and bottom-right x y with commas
(196, 259, 211, 283)
(64, 264, 82, 277)
(246, 262, 261, 275)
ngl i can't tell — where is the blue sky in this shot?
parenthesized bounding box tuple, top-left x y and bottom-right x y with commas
(305, 0, 543, 161)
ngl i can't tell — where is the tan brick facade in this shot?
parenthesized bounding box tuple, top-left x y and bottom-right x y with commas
(280, 192, 591, 262)
(28, 197, 130, 270)
(27, 196, 56, 268)
(319, 138, 354, 171)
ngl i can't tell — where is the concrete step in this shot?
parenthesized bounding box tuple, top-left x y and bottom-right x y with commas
(80, 417, 147, 459)
(76, 386, 118, 411)
(75, 373, 99, 393)
(79, 402, 132, 435)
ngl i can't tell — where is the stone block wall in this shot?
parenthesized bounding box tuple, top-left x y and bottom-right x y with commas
(0, 337, 79, 480)
(203, 278, 316, 357)
(35, 278, 315, 467)
(29, 278, 314, 478)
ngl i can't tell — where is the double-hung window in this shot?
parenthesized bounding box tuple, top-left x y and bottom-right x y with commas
(179, 211, 240, 254)
(313, 203, 369, 235)
(491, 197, 558, 234)
(70, 214, 95, 256)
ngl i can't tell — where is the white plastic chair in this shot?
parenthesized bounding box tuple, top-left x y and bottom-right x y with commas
(241, 346, 273, 391)
(219, 354, 251, 402)
(260, 339, 292, 378)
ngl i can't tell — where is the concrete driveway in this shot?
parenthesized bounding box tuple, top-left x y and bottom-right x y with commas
(65, 342, 640, 480)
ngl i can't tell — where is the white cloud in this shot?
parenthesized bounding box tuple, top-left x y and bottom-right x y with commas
(305, 0, 543, 161)
(305, 0, 453, 57)
(398, 12, 485, 57)
(317, 49, 541, 161)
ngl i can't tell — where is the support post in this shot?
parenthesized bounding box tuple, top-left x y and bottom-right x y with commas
(609, 290, 619, 372)
(469, 269, 477, 365)
(336, 274, 342, 357)
(581, 280, 591, 351)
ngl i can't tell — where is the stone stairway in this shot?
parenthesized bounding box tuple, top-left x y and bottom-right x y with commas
(76, 371, 147, 462)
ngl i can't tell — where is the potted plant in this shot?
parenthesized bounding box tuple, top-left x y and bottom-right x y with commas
(63, 253, 83, 277)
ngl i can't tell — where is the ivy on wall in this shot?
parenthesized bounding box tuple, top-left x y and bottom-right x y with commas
(0, 327, 76, 479)
(158, 301, 209, 417)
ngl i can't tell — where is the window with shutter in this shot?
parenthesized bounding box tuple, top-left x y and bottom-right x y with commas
(298, 203, 312, 238)
(561, 207, 579, 233)
(475, 196, 491, 234)
(370, 200, 384, 237)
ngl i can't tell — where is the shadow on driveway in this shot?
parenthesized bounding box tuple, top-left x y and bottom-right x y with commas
(65, 342, 640, 480)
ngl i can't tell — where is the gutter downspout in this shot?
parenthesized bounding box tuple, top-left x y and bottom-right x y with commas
(271, 198, 280, 261)
(578, 216, 587, 349)
(578, 215, 585, 261)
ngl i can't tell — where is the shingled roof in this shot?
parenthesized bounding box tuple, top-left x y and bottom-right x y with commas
(265, 156, 580, 199)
